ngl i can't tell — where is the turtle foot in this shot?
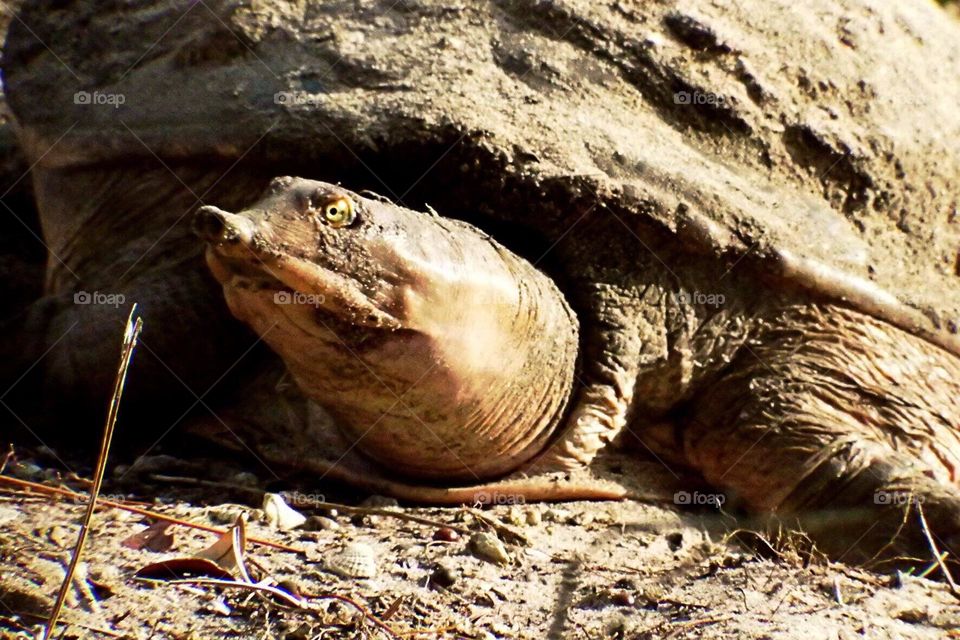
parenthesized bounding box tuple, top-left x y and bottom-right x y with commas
(678, 305, 960, 573)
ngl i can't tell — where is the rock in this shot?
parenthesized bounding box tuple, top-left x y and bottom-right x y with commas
(429, 561, 458, 589)
(433, 527, 460, 542)
(469, 532, 510, 565)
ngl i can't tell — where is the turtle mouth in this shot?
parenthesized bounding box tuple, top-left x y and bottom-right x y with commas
(205, 246, 403, 332)
(205, 247, 287, 293)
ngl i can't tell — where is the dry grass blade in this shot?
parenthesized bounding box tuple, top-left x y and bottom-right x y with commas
(43, 305, 143, 640)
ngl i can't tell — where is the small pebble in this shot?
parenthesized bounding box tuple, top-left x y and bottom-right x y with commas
(543, 508, 570, 523)
(351, 513, 376, 527)
(892, 570, 909, 589)
(277, 578, 302, 597)
(10, 461, 43, 480)
(469, 532, 510, 565)
(557, 510, 591, 526)
(429, 562, 458, 588)
(433, 527, 460, 542)
(263, 493, 307, 530)
(640, 585, 664, 603)
(525, 509, 542, 526)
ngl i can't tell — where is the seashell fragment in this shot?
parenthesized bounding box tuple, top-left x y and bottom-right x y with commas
(262, 493, 306, 530)
(325, 542, 377, 579)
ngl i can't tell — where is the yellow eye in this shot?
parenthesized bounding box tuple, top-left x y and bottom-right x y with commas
(322, 197, 356, 228)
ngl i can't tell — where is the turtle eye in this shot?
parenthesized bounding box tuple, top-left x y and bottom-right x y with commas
(318, 196, 356, 228)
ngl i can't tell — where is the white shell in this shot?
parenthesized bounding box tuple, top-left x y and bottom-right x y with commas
(325, 542, 377, 579)
(469, 532, 510, 565)
(262, 493, 306, 530)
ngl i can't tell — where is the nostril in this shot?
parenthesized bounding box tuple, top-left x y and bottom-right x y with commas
(194, 205, 257, 247)
(194, 205, 231, 241)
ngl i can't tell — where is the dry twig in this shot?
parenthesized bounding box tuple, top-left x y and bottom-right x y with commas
(0, 474, 304, 554)
(916, 501, 958, 594)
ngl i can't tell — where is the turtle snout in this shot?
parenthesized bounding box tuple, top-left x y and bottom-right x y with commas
(194, 205, 255, 246)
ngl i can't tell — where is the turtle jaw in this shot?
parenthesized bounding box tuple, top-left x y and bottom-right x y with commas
(204, 247, 405, 341)
(197, 205, 403, 332)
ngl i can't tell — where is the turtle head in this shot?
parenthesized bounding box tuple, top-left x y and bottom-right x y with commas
(196, 176, 428, 333)
(196, 176, 579, 482)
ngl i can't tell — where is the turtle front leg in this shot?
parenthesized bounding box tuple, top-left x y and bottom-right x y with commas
(524, 278, 668, 473)
(677, 304, 960, 568)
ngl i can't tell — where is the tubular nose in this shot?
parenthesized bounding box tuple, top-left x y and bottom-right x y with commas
(194, 205, 254, 244)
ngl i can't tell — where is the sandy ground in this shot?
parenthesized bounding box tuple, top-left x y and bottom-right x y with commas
(1, 448, 959, 640)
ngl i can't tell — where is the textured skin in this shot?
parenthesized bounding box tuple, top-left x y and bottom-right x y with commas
(680, 305, 960, 562)
(6, 0, 960, 348)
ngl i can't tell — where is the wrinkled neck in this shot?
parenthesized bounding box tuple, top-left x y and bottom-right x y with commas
(284, 216, 581, 481)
